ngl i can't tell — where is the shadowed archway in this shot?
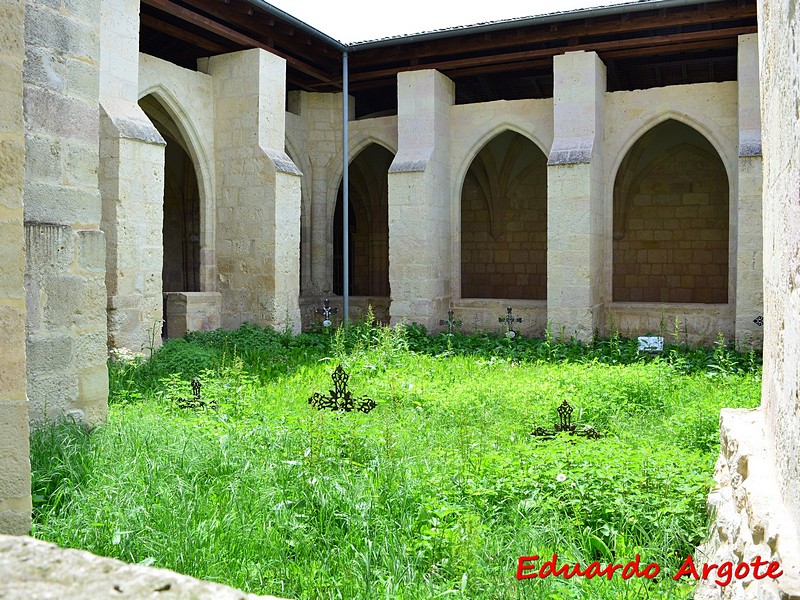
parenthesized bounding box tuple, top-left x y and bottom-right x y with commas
(613, 119, 729, 303)
(333, 144, 393, 297)
(460, 130, 547, 299)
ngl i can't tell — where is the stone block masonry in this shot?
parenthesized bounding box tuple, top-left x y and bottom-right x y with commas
(100, 0, 167, 354)
(23, 0, 108, 427)
(547, 51, 606, 341)
(698, 6, 800, 599)
(389, 69, 454, 330)
(0, 0, 32, 536)
(208, 49, 302, 333)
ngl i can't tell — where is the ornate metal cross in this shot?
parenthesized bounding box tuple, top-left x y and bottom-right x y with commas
(316, 298, 339, 327)
(177, 378, 216, 409)
(531, 399, 600, 440)
(308, 365, 376, 413)
(753, 315, 764, 327)
(439, 310, 462, 335)
(499, 307, 523, 338)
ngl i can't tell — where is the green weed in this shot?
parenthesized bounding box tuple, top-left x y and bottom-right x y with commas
(34, 324, 761, 599)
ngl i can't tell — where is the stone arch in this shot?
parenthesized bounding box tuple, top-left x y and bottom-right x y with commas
(332, 143, 394, 297)
(612, 119, 730, 304)
(455, 123, 549, 201)
(137, 85, 215, 293)
(325, 135, 397, 231)
(460, 129, 548, 299)
(608, 110, 735, 193)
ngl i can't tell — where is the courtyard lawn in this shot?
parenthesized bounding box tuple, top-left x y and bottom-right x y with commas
(30, 323, 761, 600)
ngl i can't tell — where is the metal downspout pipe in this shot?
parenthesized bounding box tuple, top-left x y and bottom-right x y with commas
(342, 51, 349, 325)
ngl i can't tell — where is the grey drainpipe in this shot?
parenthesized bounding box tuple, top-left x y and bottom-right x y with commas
(342, 51, 349, 325)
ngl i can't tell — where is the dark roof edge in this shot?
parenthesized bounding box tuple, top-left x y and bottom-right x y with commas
(348, 0, 729, 49)
(248, 0, 730, 54)
(244, 0, 349, 51)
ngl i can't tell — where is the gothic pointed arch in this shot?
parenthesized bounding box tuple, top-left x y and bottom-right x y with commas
(333, 143, 393, 297)
(612, 119, 729, 303)
(460, 130, 547, 299)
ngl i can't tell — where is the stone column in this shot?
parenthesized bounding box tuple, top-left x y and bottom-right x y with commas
(208, 49, 302, 333)
(23, 0, 108, 425)
(99, 0, 166, 353)
(293, 91, 350, 297)
(734, 33, 763, 348)
(389, 69, 453, 329)
(547, 51, 606, 341)
(0, 0, 32, 535)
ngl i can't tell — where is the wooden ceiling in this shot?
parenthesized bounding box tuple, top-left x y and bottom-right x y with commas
(139, 0, 757, 115)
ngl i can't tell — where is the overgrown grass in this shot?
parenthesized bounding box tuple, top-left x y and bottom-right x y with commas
(31, 323, 761, 599)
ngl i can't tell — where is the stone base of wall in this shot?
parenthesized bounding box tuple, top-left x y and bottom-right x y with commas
(607, 302, 736, 347)
(0, 535, 286, 599)
(696, 408, 800, 599)
(452, 299, 547, 337)
(300, 295, 390, 329)
(164, 292, 222, 339)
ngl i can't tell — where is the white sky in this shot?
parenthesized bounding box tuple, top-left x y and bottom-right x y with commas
(267, 0, 639, 44)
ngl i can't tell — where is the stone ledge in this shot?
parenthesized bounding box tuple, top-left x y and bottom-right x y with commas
(696, 408, 800, 599)
(0, 535, 288, 600)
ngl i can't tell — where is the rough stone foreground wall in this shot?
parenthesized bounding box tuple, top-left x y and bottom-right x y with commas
(759, 0, 800, 548)
(0, 0, 32, 536)
(0, 535, 286, 600)
(698, 2, 800, 598)
(23, 0, 108, 425)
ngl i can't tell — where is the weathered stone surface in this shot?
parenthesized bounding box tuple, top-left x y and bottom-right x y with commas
(0, 535, 287, 600)
(697, 409, 800, 600)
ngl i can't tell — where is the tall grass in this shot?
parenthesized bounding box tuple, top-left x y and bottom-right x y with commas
(31, 323, 761, 599)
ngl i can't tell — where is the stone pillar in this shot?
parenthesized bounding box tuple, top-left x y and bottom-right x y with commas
(23, 0, 108, 425)
(734, 33, 763, 348)
(388, 69, 453, 329)
(760, 0, 800, 568)
(208, 49, 302, 333)
(292, 91, 351, 297)
(99, 0, 166, 353)
(0, 0, 32, 535)
(547, 51, 606, 341)
(698, 8, 800, 599)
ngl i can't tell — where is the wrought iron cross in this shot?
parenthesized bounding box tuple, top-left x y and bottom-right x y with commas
(531, 399, 600, 440)
(177, 378, 216, 409)
(308, 365, 376, 413)
(753, 316, 764, 327)
(316, 298, 339, 327)
(499, 307, 522, 338)
(439, 310, 462, 335)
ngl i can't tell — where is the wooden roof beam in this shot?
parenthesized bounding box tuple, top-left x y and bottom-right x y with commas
(348, 25, 755, 83)
(140, 13, 232, 53)
(141, 0, 337, 83)
(349, 1, 755, 66)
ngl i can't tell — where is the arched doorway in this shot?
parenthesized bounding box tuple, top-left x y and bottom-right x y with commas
(460, 130, 547, 299)
(139, 95, 201, 335)
(613, 120, 729, 303)
(333, 144, 393, 297)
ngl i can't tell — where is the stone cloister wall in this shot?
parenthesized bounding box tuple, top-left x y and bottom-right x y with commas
(0, 0, 770, 543)
(24, 0, 108, 424)
(0, 0, 32, 536)
(696, 7, 800, 599)
(282, 41, 758, 341)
